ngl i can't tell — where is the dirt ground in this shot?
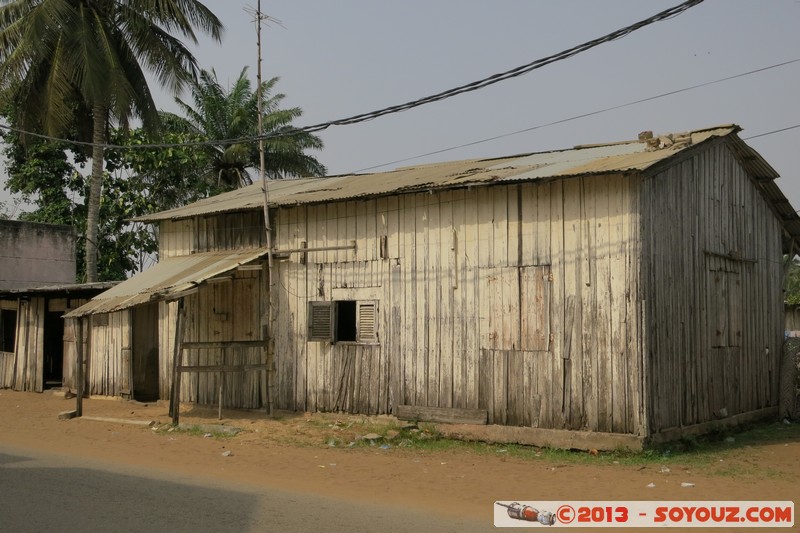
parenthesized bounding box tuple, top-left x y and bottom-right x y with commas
(0, 389, 797, 529)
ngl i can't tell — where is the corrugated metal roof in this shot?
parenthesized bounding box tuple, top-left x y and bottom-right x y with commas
(0, 282, 118, 299)
(131, 123, 800, 246)
(64, 249, 267, 317)
(137, 125, 746, 222)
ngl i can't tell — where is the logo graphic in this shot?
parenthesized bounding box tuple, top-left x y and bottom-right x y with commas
(496, 502, 556, 526)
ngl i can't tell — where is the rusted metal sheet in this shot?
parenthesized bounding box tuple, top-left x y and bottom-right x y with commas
(65, 249, 268, 317)
(134, 126, 765, 224)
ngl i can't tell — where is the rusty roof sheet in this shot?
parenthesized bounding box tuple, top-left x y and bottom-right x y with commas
(130, 125, 800, 245)
(135, 125, 745, 223)
(64, 249, 267, 317)
(0, 282, 118, 299)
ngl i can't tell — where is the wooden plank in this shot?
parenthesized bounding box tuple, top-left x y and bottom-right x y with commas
(427, 194, 440, 407)
(169, 299, 186, 424)
(521, 266, 550, 351)
(492, 349, 507, 425)
(562, 177, 582, 429)
(535, 182, 552, 266)
(580, 176, 598, 432)
(493, 186, 508, 268)
(478, 348, 492, 422)
(549, 181, 566, 428)
(395, 404, 488, 425)
(519, 183, 536, 266)
(595, 175, 613, 433)
(464, 189, 480, 410)
(400, 195, 414, 406)
(450, 189, 465, 409)
(609, 174, 628, 433)
(75, 319, 84, 416)
(414, 194, 427, 405)
(439, 190, 454, 408)
(507, 349, 524, 426)
(507, 185, 520, 267)
(178, 364, 269, 372)
(437, 423, 643, 451)
(356, 200, 368, 262)
(181, 340, 265, 349)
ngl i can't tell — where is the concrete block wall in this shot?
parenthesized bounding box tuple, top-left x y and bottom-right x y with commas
(0, 220, 76, 289)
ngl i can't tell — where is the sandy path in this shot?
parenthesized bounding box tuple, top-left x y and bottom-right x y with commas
(0, 390, 797, 529)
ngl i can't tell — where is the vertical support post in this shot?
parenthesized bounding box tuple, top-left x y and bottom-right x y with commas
(256, 0, 275, 417)
(169, 298, 186, 425)
(218, 379, 223, 420)
(75, 318, 84, 417)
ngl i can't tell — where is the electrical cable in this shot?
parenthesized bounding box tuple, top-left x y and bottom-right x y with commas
(743, 124, 800, 141)
(0, 0, 703, 151)
(353, 58, 800, 172)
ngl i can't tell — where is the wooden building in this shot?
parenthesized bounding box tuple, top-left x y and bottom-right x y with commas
(0, 283, 115, 392)
(67, 125, 800, 447)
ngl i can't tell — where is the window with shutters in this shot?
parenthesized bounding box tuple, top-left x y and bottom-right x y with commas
(307, 300, 379, 344)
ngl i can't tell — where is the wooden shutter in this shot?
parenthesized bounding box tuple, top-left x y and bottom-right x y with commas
(308, 301, 334, 341)
(356, 301, 378, 343)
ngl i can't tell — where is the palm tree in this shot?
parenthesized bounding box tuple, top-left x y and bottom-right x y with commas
(0, 0, 223, 281)
(162, 67, 326, 190)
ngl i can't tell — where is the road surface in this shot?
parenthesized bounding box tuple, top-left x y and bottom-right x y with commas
(0, 444, 490, 532)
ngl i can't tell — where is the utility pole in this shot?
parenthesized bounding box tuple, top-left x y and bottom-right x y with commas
(254, 0, 276, 415)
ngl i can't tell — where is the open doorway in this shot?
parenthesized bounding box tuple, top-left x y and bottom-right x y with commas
(43, 311, 64, 389)
(132, 302, 159, 401)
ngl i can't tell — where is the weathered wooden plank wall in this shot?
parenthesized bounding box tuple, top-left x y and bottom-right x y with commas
(12, 297, 44, 392)
(159, 270, 266, 409)
(272, 174, 643, 434)
(85, 311, 131, 397)
(159, 212, 264, 258)
(641, 140, 784, 435)
(156, 211, 267, 409)
(61, 298, 90, 392)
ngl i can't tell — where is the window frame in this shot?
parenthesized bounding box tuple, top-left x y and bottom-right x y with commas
(307, 300, 379, 345)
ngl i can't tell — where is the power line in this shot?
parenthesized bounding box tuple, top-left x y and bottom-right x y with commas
(743, 124, 800, 141)
(0, 0, 704, 151)
(354, 58, 800, 172)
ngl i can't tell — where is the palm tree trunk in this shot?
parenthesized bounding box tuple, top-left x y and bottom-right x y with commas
(86, 104, 106, 282)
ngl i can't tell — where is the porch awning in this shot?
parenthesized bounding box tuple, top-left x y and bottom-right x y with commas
(64, 249, 268, 318)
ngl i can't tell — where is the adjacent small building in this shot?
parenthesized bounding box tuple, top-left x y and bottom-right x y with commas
(0, 220, 76, 290)
(67, 125, 800, 448)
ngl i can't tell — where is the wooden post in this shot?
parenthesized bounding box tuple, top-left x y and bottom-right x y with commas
(75, 318, 84, 417)
(218, 379, 223, 420)
(169, 298, 186, 425)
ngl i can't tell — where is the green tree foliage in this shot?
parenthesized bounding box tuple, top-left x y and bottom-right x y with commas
(785, 256, 800, 305)
(105, 128, 216, 210)
(1, 128, 158, 281)
(162, 67, 326, 190)
(0, 0, 222, 281)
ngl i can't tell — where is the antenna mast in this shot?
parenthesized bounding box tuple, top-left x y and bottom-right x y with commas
(255, 0, 274, 415)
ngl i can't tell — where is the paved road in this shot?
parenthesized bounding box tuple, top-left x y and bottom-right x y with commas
(0, 444, 491, 533)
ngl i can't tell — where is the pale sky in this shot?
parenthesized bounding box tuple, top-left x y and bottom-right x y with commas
(2, 0, 799, 212)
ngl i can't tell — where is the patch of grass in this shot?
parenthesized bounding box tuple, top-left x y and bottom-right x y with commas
(153, 423, 237, 439)
(352, 417, 800, 477)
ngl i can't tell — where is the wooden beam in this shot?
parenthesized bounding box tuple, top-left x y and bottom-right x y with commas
(169, 298, 186, 424)
(75, 319, 84, 417)
(396, 404, 488, 425)
(178, 364, 270, 373)
(272, 240, 357, 255)
(181, 340, 265, 350)
(437, 423, 644, 451)
(647, 406, 778, 446)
